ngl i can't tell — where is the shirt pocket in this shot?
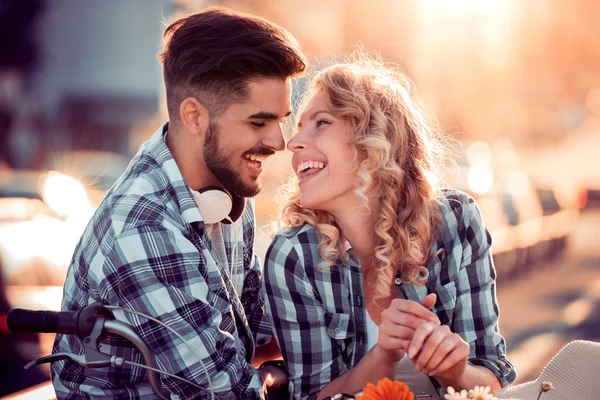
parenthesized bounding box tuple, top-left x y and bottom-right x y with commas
(434, 281, 457, 325)
(324, 311, 354, 340)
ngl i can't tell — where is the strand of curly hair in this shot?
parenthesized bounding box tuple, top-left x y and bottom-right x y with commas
(277, 54, 454, 300)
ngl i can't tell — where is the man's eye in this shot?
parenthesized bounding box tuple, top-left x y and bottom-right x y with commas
(316, 119, 331, 128)
(251, 121, 266, 128)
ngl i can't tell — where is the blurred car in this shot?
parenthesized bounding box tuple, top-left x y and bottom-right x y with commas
(46, 150, 130, 207)
(0, 169, 93, 311)
(530, 178, 586, 262)
(446, 139, 563, 281)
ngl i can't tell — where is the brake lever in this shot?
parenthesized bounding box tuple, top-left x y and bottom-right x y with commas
(24, 350, 120, 369)
(26, 315, 124, 370)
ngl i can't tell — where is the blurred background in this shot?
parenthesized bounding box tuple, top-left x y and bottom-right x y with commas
(0, 0, 599, 398)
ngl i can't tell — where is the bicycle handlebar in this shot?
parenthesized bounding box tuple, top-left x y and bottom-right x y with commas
(7, 308, 77, 335)
(7, 303, 111, 341)
(7, 304, 172, 400)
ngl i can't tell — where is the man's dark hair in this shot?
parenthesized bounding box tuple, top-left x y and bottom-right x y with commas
(159, 6, 306, 119)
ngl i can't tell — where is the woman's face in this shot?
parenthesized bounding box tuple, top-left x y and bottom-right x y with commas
(288, 91, 359, 212)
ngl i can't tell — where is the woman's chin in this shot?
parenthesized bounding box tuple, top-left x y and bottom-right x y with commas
(299, 193, 319, 210)
(300, 193, 331, 212)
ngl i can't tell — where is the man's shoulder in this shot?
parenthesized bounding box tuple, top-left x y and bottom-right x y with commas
(95, 155, 184, 235)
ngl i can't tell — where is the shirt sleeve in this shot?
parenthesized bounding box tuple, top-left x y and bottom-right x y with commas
(453, 194, 517, 387)
(263, 234, 347, 400)
(245, 253, 274, 346)
(100, 223, 266, 399)
(239, 198, 273, 345)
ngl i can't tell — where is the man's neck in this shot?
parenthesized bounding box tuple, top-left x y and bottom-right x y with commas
(165, 124, 218, 191)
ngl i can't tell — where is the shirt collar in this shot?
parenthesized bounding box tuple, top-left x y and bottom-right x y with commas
(144, 123, 204, 225)
(344, 239, 353, 251)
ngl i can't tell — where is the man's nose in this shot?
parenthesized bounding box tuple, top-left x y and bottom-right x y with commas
(263, 124, 286, 152)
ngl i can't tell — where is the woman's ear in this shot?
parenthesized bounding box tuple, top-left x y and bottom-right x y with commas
(179, 97, 209, 136)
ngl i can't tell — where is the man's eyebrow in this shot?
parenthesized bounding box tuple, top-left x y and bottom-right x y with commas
(297, 110, 331, 128)
(248, 111, 292, 120)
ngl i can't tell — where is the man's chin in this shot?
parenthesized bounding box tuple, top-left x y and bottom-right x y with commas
(231, 180, 261, 198)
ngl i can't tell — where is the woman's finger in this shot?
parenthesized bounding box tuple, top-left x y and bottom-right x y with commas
(427, 341, 470, 377)
(381, 307, 432, 331)
(421, 331, 458, 374)
(389, 298, 441, 325)
(377, 335, 406, 351)
(406, 321, 436, 359)
(413, 325, 451, 372)
(379, 320, 415, 340)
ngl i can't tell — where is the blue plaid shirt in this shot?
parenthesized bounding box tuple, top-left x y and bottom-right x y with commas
(264, 189, 517, 399)
(52, 124, 271, 399)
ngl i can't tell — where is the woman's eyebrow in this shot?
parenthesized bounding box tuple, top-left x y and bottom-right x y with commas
(297, 110, 332, 128)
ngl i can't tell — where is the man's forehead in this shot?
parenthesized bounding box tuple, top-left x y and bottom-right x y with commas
(232, 78, 292, 118)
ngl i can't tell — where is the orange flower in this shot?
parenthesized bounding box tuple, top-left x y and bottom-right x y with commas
(356, 378, 414, 400)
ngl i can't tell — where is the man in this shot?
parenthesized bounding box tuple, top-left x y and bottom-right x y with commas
(52, 7, 306, 399)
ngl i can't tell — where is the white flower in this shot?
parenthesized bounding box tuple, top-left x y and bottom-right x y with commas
(444, 386, 469, 400)
(467, 385, 498, 400)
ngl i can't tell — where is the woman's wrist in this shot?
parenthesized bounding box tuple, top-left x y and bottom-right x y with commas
(372, 344, 404, 365)
(437, 363, 500, 392)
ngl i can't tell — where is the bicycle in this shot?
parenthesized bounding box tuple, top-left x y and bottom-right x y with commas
(7, 302, 228, 399)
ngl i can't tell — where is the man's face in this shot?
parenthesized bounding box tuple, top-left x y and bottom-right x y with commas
(203, 77, 292, 197)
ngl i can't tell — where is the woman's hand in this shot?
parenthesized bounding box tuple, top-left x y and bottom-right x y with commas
(376, 293, 440, 364)
(405, 322, 470, 386)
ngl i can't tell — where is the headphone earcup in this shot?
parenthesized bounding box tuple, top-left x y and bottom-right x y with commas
(192, 187, 233, 224)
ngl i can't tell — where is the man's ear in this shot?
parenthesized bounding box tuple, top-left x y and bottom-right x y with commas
(179, 97, 209, 136)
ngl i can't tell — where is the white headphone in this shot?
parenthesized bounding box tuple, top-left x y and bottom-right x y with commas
(191, 186, 245, 224)
(191, 186, 246, 295)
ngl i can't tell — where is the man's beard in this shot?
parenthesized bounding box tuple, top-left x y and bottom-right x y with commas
(203, 121, 265, 198)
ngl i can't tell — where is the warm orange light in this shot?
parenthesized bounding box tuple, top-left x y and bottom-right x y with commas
(264, 373, 275, 388)
(421, 0, 506, 16)
(467, 167, 493, 195)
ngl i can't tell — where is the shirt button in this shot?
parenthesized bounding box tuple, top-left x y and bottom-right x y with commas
(395, 277, 402, 285)
(334, 327, 341, 334)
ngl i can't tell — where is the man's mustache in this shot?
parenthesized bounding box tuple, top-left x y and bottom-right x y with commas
(243, 146, 276, 157)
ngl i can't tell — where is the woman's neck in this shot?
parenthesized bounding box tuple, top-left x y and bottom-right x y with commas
(331, 199, 380, 267)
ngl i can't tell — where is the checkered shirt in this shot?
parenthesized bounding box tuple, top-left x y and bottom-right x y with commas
(52, 124, 271, 399)
(264, 189, 517, 399)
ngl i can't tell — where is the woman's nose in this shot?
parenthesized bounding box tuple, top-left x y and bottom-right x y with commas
(287, 132, 306, 152)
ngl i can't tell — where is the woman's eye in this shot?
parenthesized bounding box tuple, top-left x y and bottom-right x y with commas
(251, 121, 266, 128)
(316, 119, 331, 128)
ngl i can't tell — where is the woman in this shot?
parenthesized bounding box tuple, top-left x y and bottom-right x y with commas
(263, 55, 516, 400)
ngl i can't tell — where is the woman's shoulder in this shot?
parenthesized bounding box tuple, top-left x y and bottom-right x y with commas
(272, 223, 321, 244)
(435, 188, 481, 234)
(266, 223, 321, 260)
(438, 187, 474, 209)
(437, 188, 476, 218)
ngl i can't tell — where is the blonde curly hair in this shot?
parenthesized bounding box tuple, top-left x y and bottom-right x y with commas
(278, 54, 453, 299)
